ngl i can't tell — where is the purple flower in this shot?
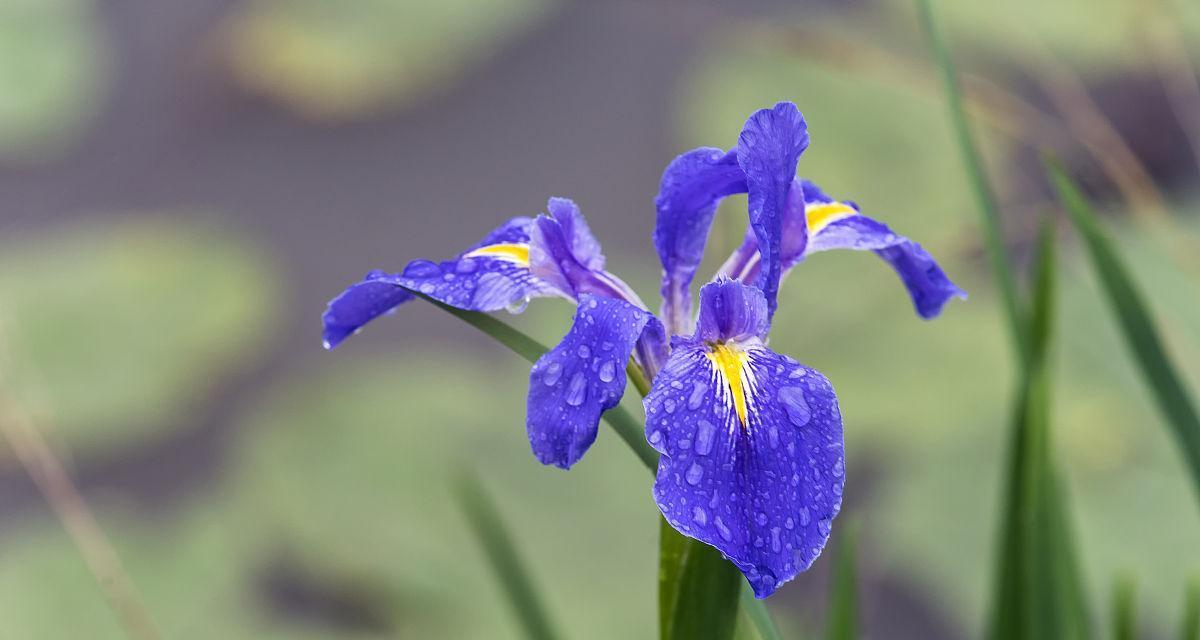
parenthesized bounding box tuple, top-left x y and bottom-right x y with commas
(322, 101, 963, 597)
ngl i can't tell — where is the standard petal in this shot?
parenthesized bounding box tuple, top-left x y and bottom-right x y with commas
(805, 208, 967, 319)
(645, 341, 844, 598)
(653, 147, 748, 335)
(526, 295, 664, 469)
(737, 102, 810, 319)
(321, 217, 556, 349)
(694, 278, 770, 344)
(530, 198, 647, 309)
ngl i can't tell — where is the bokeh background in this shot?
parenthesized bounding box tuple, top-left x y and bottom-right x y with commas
(1, 0, 1199, 637)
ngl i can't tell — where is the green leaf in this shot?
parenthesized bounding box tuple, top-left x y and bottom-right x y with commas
(735, 586, 782, 640)
(1111, 574, 1136, 640)
(988, 219, 1090, 640)
(915, 0, 1028, 365)
(418, 293, 659, 471)
(454, 472, 563, 640)
(826, 521, 858, 640)
(659, 519, 741, 640)
(1183, 578, 1200, 640)
(1046, 160, 1200, 504)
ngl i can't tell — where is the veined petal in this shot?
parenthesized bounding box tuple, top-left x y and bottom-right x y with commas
(646, 280, 844, 598)
(653, 147, 747, 335)
(531, 198, 648, 310)
(527, 295, 665, 469)
(737, 102, 810, 319)
(804, 196, 967, 319)
(321, 217, 557, 349)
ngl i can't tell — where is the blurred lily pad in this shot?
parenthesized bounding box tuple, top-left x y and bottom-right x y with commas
(0, 0, 107, 163)
(220, 0, 556, 120)
(0, 216, 281, 461)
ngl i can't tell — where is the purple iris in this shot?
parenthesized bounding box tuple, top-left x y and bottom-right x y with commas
(322, 101, 964, 598)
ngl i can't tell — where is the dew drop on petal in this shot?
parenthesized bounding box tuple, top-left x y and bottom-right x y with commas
(685, 463, 704, 486)
(771, 527, 781, 552)
(832, 459, 845, 478)
(565, 373, 587, 406)
(714, 517, 733, 542)
(694, 420, 716, 456)
(818, 518, 832, 537)
(542, 362, 563, 386)
(687, 382, 708, 411)
(788, 367, 807, 379)
(649, 430, 663, 445)
(577, 345, 591, 359)
(456, 259, 477, 274)
(664, 399, 676, 414)
(598, 360, 616, 383)
(799, 506, 811, 527)
(778, 387, 811, 427)
(692, 506, 708, 526)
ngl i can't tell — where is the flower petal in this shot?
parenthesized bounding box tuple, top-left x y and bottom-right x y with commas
(531, 198, 647, 309)
(526, 294, 665, 469)
(737, 102, 810, 319)
(321, 217, 556, 349)
(805, 203, 967, 319)
(646, 279, 844, 598)
(653, 148, 747, 335)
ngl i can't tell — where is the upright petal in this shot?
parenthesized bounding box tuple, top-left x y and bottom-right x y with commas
(531, 198, 648, 309)
(646, 283, 843, 598)
(527, 295, 665, 469)
(737, 102, 810, 319)
(653, 148, 747, 335)
(321, 217, 556, 349)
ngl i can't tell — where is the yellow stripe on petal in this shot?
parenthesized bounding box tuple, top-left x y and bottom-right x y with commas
(805, 202, 858, 235)
(463, 243, 531, 267)
(707, 342, 751, 429)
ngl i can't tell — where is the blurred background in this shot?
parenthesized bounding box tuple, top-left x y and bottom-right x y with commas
(1, 0, 1198, 637)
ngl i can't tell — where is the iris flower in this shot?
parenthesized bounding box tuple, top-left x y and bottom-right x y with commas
(322, 102, 964, 597)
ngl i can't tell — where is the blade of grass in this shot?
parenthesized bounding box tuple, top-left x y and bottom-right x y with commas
(826, 521, 859, 640)
(1112, 574, 1136, 640)
(915, 0, 1028, 364)
(454, 473, 563, 640)
(1045, 160, 1200, 504)
(736, 585, 782, 640)
(989, 220, 1090, 640)
(659, 519, 742, 640)
(1183, 578, 1200, 640)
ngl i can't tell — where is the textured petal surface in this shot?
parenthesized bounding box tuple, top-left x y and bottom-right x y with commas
(737, 102, 809, 319)
(653, 147, 747, 334)
(321, 217, 555, 348)
(527, 295, 663, 469)
(806, 213, 966, 319)
(646, 280, 844, 598)
(645, 341, 844, 598)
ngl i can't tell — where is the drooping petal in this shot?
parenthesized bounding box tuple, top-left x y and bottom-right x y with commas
(527, 294, 665, 469)
(653, 148, 748, 335)
(804, 200, 967, 319)
(531, 198, 648, 309)
(737, 102, 810, 319)
(645, 283, 843, 598)
(321, 217, 556, 349)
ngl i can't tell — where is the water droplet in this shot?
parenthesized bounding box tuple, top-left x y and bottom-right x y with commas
(456, 259, 477, 274)
(419, 283, 436, 294)
(755, 512, 768, 526)
(714, 517, 733, 542)
(785, 517, 794, 529)
(799, 507, 810, 527)
(767, 426, 779, 448)
(685, 463, 704, 485)
(759, 574, 777, 592)
(506, 296, 530, 314)
(577, 345, 590, 359)
(663, 399, 676, 414)
(404, 261, 440, 277)
(598, 361, 616, 383)
(818, 518, 832, 537)
(670, 380, 683, 390)
(587, 298, 598, 309)
(832, 459, 844, 478)
(687, 382, 708, 411)
(788, 367, 807, 379)
(543, 362, 563, 386)
(601, 341, 614, 351)
(694, 420, 716, 456)
(778, 387, 811, 427)
(565, 373, 587, 406)
(649, 430, 663, 445)
(832, 481, 843, 497)
(692, 506, 708, 526)
(771, 527, 781, 552)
